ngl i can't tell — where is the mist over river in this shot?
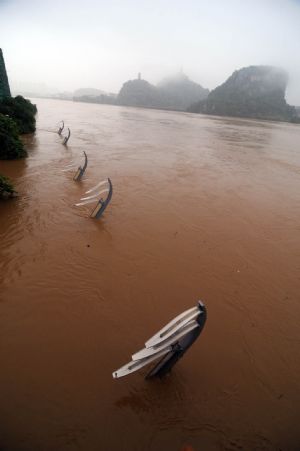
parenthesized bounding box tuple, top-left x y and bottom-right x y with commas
(0, 98, 299, 450)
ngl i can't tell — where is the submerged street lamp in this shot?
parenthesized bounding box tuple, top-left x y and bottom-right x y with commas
(113, 301, 207, 379)
(75, 178, 113, 219)
(73, 151, 88, 181)
(57, 120, 64, 135)
(62, 127, 71, 145)
(62, 151, 88, 181)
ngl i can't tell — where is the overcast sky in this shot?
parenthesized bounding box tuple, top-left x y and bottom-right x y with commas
(1, 0, 300, 103)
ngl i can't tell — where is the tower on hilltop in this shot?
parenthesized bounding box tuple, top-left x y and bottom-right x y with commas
(0, 48, 11, 99)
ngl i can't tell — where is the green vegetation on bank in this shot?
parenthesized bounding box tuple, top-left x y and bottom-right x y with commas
(0, 174, 15, 196)
(0, 50, 37, 199)
(0, 95, 37, 161)
(0, 96, 37, 199)
(0, 113, 27, 159)
(0, 95, 37, 134)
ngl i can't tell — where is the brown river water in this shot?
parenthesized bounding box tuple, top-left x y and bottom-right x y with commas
(0, 98, 299, 451)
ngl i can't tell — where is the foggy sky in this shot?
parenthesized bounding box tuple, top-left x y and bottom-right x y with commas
(1, 0, 300, 104)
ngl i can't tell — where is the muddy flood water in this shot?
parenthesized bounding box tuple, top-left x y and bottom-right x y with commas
(0, 98, 299, 451)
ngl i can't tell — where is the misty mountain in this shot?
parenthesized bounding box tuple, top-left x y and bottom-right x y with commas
(188, 66, 299, 122)
(117, 78, 162, 109)
(157, 72, 209, 110)
(117, 73, 209, 111)
(0, 48, 11, 99)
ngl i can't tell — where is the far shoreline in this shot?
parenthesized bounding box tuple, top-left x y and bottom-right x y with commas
(28, 96, 300, 127)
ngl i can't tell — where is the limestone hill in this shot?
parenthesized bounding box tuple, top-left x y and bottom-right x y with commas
(117, 73, 209, 111)
(188, 66, 298, 122)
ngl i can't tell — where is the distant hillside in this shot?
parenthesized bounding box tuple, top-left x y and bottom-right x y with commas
(73, 88, 105, 98)
(188, 66, 299, 123)
(117, 78, 162, 108)
(0, 48, 11, 99)
(73, 87, 117, 105)
(157, 73, 209, 110)
(73, 93, 117, 105)
(117, 73, 209, 111)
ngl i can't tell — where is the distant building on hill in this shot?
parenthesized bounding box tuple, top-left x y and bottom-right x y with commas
(0, 49, 11, 99)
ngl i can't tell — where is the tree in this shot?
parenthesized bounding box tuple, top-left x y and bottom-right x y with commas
(0, 174, 15, 197)
(0, 95, 37, 134)
(0, 113, 27, 159)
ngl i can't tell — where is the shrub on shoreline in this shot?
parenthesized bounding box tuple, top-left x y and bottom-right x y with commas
(0, 174, 16, 198)
(0, 95, 37, 134)
(0, 113, 27, 159)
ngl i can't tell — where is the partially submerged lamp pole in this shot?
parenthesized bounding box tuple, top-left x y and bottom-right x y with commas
(73, 151, 88, 181)
(146, 302, 207, 378)
(62, 127, 71, 145)
(58, 120, 64, 135)
(75, 178, 113, 219)
(112, 301, 207, 379)
(90, 178, 113, 219)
